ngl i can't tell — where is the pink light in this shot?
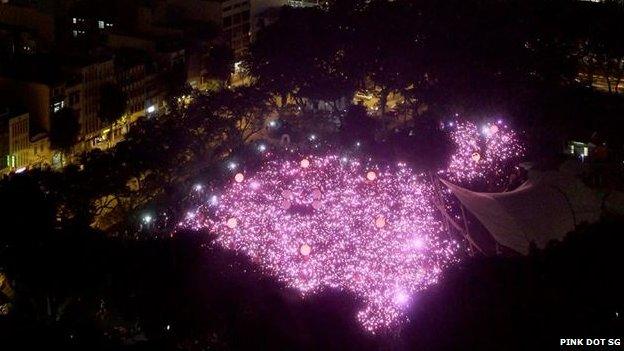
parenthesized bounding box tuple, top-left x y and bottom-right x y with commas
(226, 217, 238, 229)
(234, 173, 245, 183)
(444, 120, 525, 188)
(366, 171, 378, 181)
(300, 244, 312, 256)
(300, 158, 310, 168)
(180, 155, 461, 332)
(375, 215, 386, 228)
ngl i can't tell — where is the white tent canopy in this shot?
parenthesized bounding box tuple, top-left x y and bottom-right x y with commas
(441, 171, 601, 255)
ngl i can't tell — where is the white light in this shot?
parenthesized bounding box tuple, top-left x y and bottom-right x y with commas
(356, 141, 361, 147)
(309, 134, 317, 141)
(210, 195, 219, 206)
(228, 162, 237, 170)
(194, 184, 203, 192)
(165, 324, 170, 331)
(143, 214, 153, 224)
(147, 105, 156, 114)
(268, 120, 277, 127)
(393, 290, 409, 306)
(258, 144, 267, 152)
(15, 167, 26, 173)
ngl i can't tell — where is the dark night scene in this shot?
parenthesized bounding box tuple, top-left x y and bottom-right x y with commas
(0, 0, 623, 350)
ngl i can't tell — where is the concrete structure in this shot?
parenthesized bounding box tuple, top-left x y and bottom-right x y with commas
(0, 74, 66, 133)
(1, 108, 30, 172)
(63, 55, 115, 149)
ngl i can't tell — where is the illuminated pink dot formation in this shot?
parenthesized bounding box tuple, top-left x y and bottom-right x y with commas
(443, 120, 525, 188)
(182, 155, 462, 332)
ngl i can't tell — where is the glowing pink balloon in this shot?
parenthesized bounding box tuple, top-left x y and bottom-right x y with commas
(300, 244, 312, 256)
(366, 171, 377, 181)
(226, 217, 238, 229)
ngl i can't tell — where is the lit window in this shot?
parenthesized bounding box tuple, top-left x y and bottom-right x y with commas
(53, 101, 65, 113)
(98, 21, 105, 29)
(73, 18, 77, 24)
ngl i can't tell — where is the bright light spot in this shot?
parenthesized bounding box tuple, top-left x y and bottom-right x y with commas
(393, 290, 409, 306)
(258, 144, 267, 152)
(15, 167, 26, 173)
(194, 184, 203, 192)
(228, 162, 237, 170)
(299, 244, 312, 256)
(142, 214, 153, 224)
(355, 141, 362, 147)
(210, 195, 219, 206)
(411, 238, 426, 250)
(366, 171, 377, 181)
(309, 134, 317, 141)
(234, 173, 245, 183)
(226, 217, 238, 229)
(146, 105, 156, 114)
(300, 158, 310, 168)
(268, 120, 277, 127)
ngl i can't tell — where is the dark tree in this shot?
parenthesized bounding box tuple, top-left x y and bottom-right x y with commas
(389, 115, 455, 173)
(49, 107, 80, 164)
(206, 44, 235, 87)
(339, 104, 379, 145)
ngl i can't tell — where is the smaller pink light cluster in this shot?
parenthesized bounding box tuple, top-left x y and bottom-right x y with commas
(443, 120, 525, 188)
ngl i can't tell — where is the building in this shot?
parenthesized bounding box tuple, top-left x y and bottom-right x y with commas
(62, 54, 115, 150)
(0, 58, 67, 133)
(112, 48, 162, 143)
(0, 2, 55, 48)
(167, 0, 251, 57)
(0, 23, 38, 56)
(0, 108, 31, 172)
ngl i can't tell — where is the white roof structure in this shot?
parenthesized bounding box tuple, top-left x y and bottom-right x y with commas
(441, 171, 601, 255)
